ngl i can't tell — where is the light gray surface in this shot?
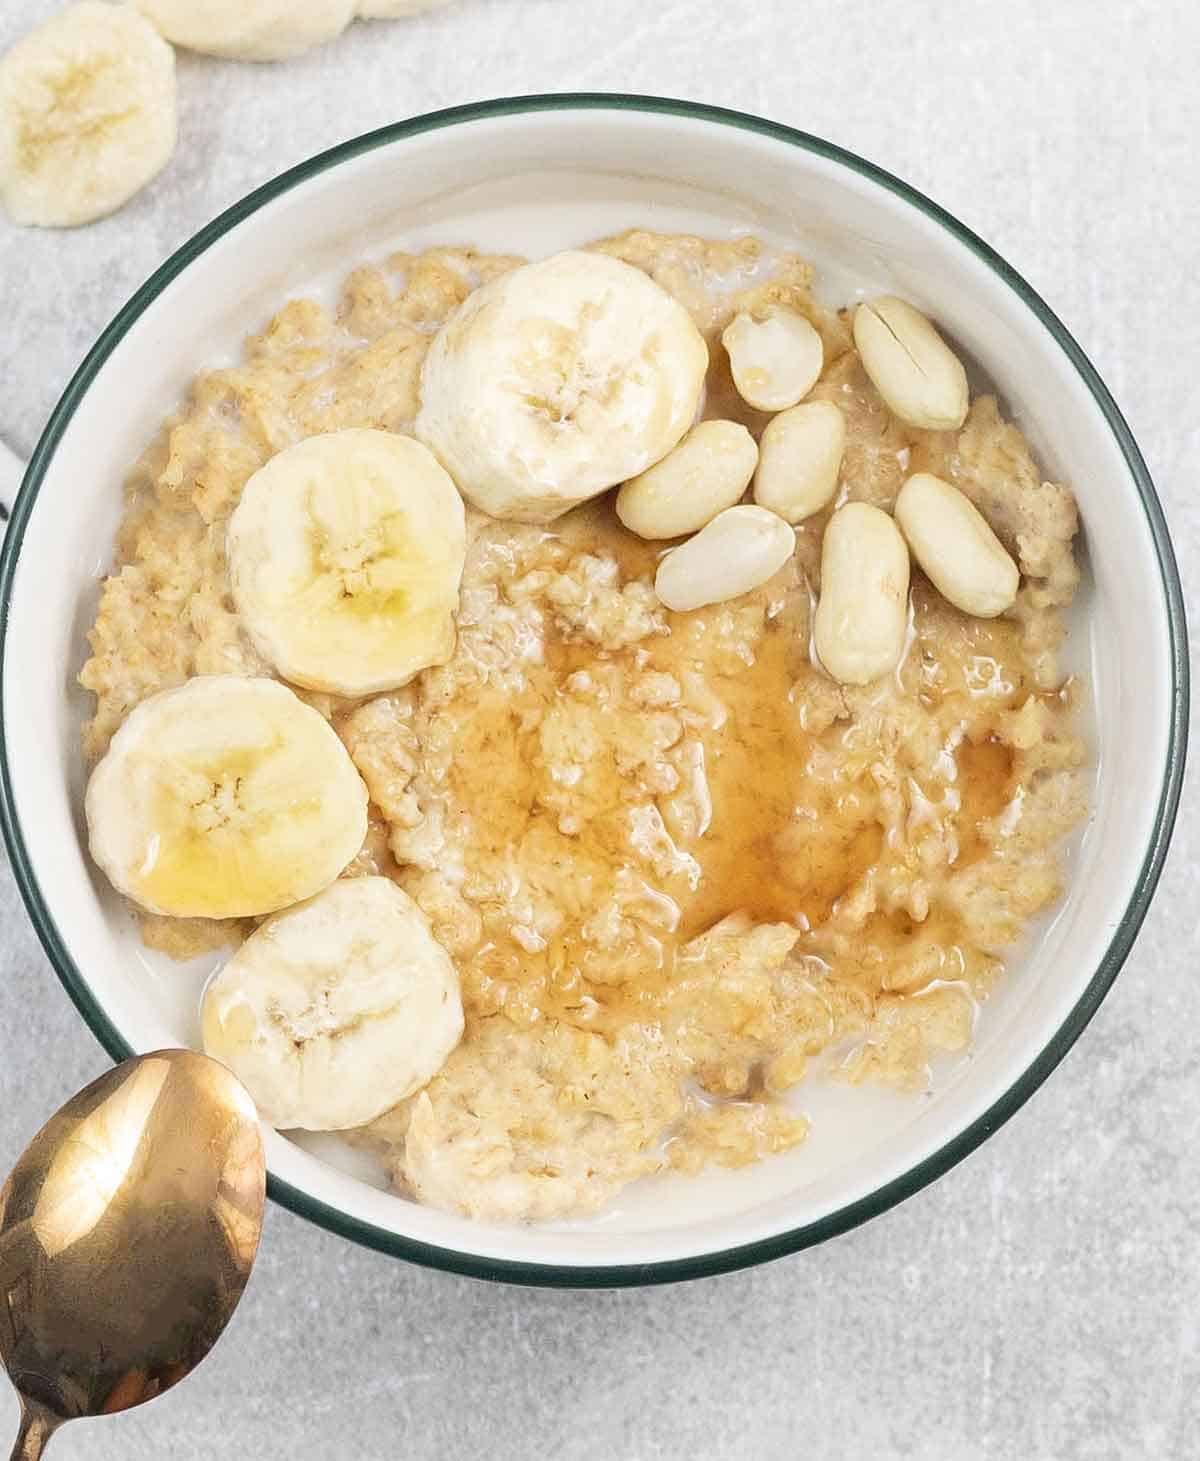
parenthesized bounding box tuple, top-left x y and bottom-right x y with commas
(0, 0, 1196, 1456)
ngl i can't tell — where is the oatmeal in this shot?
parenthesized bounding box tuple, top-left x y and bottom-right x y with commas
(80, 231, 1087, 1222)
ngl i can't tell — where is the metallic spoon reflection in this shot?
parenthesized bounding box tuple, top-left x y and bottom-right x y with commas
(0, 1049, 265, 1460)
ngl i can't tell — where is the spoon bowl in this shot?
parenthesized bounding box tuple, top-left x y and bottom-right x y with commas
(0, 1049, 265, 1459)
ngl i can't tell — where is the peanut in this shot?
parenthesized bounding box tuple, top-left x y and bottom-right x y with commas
(894, 472, 1019, 618)
(753, 400, 847, 523)
(617, 420, 757, 540)
(814, 502, 910, 684)
(722, 308, 823, 413)
(654, 504, 795, 613)
(853, 296, 968, 431)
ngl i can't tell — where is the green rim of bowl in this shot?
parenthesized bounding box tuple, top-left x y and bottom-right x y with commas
(0, 94, 1188, 1289)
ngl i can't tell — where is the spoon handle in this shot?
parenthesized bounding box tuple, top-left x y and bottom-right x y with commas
(9, 1404, 58, 1461)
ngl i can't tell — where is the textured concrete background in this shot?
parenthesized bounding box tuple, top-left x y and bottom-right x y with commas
(0, 1, 1196, 1457)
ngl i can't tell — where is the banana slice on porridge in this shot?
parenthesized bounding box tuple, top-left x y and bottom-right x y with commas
(415, 249, 708, 523)
(85, 676, 368, 920)
(227, 429, 466, 697)
(0, 2, 176, 228)
(201, 877, 464, 1131)
(134, 0, 355, 61)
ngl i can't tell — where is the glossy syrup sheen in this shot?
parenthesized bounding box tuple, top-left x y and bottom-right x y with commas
(427, 501, 1027, 1034)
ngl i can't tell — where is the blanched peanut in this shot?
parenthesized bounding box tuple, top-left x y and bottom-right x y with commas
(722, 308, 823, 413)
(814, 502, 910, 685)
(655, 505, 795, 613)
(853, 296, 968, 431)
(617, 420, 757, 540)
(894, 472, 1019, 618)
(753, 400, 847, 523)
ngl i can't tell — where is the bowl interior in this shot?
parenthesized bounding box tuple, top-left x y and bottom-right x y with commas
(0, 103, 1178, 1279)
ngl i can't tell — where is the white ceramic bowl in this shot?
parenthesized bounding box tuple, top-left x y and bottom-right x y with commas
(0, 97, 1187, 1287)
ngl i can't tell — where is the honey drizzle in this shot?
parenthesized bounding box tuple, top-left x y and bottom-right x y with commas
(375, 496, 1054, 1040)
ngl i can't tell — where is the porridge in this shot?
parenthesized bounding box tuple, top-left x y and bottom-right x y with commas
(80, 230, 1087, 1223)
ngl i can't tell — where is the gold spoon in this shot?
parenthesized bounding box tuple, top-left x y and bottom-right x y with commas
(0, 1049, 266, 1460)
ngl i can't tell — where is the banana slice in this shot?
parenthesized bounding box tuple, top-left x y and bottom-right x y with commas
(201, 877, 464, 1131)
(415, 249, 708, 524)
(0, 3, 176, 229)
(227, 429, 466, 697)
(86, 676, 368, 920)
(134, 0, 354, 61)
